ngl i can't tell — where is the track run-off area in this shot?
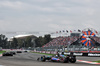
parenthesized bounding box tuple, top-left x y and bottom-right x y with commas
(0, 52, 100, 66)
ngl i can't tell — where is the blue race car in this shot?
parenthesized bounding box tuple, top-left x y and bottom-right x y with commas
(37, 54, 76, 63)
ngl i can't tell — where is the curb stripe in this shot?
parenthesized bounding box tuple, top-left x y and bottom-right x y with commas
(77, 60, 100, 65)
(0, 54, 2, 57)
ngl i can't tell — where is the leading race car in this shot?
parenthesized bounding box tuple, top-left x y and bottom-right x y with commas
(37, 53, 76, 63)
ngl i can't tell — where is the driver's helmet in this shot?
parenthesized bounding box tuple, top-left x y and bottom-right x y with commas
(55, 55, 58, 58)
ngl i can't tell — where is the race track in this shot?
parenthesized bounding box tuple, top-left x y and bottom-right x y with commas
(0, 52, 99, 66)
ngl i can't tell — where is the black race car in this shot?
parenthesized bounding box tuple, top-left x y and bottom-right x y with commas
(10, 51, 16, 55)
(16, 51, 22, 53)
(3, 52, 13, 56)
(37, 54, 76, 63)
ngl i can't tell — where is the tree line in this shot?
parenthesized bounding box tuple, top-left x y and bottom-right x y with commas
(0, 34, 53, 49)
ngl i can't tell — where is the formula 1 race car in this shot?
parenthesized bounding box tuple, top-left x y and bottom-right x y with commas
(10, 51, 16, 55)
(37, 54, 76, 63)
(3, 52, 13, 56)
(16, 51, 22, 53)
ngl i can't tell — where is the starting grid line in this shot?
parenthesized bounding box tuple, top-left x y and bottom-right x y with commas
(77, 60, 100, 65)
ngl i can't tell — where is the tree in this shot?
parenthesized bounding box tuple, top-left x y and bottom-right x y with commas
(0, 34, 8, 48)
(25, 36, 32, 48)
(44, 34, 52, 44)
(35, 36, 44, 47)
(34, 34, 52, 47)
(11, 37, 18, 49)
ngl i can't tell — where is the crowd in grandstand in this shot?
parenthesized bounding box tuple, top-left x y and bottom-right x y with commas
(93, 37, 100, 44)
(42, 36, 100, 48)
(42, 36, 80, 47)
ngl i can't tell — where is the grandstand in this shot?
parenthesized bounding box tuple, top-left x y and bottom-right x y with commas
(41, 28, 100, 53)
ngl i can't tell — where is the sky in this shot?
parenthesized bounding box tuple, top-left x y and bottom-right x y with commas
(0, 0, 100, 38)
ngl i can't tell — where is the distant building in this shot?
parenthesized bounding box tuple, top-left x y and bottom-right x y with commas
(8, 34, 37, 41)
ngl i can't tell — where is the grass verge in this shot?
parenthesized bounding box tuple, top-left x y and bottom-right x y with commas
(32, 52, 55, 56)
(93, 60, 100, 63)
(0, 51, 6, 54)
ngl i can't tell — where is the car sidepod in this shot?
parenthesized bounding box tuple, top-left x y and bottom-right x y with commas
(51, 57, 60, 62)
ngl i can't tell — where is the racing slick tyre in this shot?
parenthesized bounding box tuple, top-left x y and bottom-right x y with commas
(69, 56, 76, 63)
(60, 57, 69, 63)
(41, 56, 46, 62)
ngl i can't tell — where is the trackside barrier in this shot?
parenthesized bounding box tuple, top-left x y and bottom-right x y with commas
(45, 51, 51, 54)
(41, 51, 45, 53)
(74, 53, 83, 56)
(88, 53, 100, 56)
(32, 51, 100, 56)
(71, 51, 100, 53)
(82, 53, 88, 56)
(2, 49, 23, 51)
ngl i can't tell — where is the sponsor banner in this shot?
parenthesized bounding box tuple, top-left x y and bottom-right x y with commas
(88, 53, 100, 56)
(61, 52, 82, 56)
(64, 52, 70, 55)
(33, 51, 100, 56)
(74, 53, 83, 56)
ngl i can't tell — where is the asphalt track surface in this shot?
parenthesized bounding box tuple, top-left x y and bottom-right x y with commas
(0, 52, 100, 66)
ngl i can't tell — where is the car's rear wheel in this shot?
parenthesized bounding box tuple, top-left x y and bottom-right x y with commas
(69, 56, 76, 63)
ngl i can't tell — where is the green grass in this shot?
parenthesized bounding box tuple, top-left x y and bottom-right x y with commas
(32, 52, 55, 56)
(32, 52, 68, 56)
(0, 51, 6, 54)
(93, 60, 100, 63)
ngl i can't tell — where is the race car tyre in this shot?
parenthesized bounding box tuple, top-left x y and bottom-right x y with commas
(69, 59, 76, 63)
(69, 56, 76, 63)
(41, 56, 46, 62)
